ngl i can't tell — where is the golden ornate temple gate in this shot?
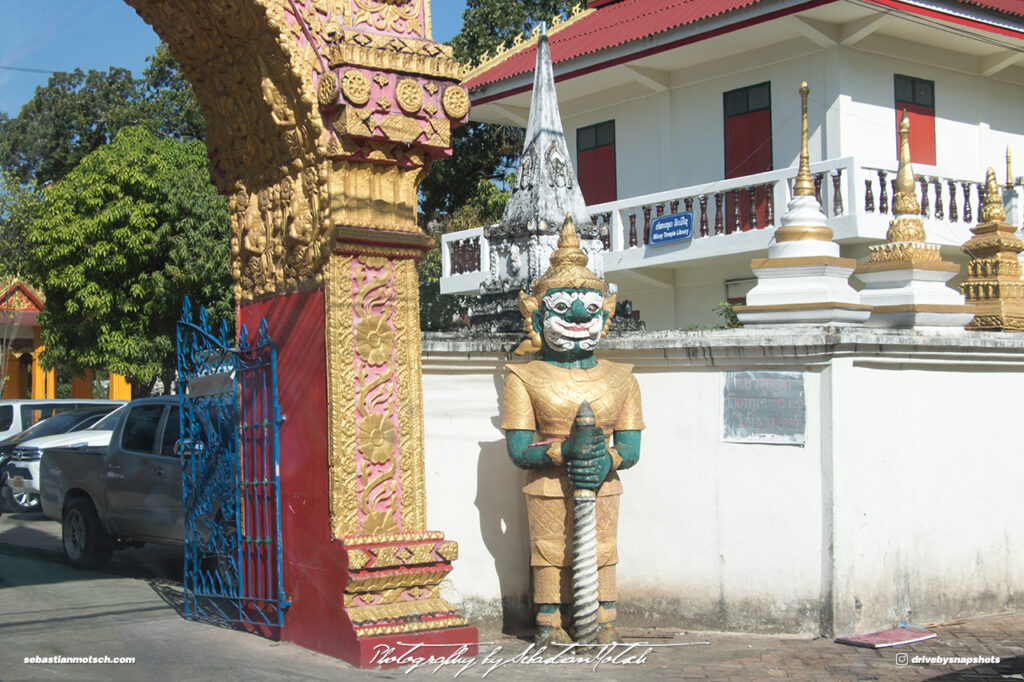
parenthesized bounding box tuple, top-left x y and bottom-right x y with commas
(124, 0, 475, 665)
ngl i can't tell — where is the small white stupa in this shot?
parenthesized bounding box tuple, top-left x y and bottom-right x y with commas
(853, 111, 973, 328)
(735, 83, 869, 326)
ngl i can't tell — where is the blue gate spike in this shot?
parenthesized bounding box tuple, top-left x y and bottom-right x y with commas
(198, 306, 210, 334)
(218, 319, 231, 347)
(176, 301, 287, 630)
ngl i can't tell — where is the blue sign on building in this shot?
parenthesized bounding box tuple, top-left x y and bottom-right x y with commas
(649, 211, 694, 245)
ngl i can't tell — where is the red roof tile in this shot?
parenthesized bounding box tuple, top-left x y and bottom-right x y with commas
(959, 0, 1024, 16)
(464, 0, 1024, 93)
(464, 0, 764, 91)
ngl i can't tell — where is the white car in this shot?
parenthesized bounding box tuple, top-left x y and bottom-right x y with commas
(4, 406, 126, 507)
(0, 399, 123, 441)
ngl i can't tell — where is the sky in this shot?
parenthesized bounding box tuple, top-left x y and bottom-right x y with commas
(0, 0, 469, 116)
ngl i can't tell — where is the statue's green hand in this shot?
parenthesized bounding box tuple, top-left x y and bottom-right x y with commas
(563, 425, 605, 462)
(567, 451, 612, 490)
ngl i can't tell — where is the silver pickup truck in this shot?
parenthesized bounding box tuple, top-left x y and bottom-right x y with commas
(40, 395, 183, 569)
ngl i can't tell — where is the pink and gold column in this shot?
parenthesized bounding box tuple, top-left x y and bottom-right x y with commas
(318, 0, 475, 656)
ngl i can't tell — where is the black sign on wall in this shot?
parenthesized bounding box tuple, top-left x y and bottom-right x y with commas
(722, 370, 806, 444)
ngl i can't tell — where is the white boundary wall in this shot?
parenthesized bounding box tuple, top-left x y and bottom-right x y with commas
(421, 328, 1024, 636)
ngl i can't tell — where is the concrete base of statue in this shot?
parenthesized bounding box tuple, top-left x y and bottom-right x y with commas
(855, 258, 974, 328)
(736, 240, 870, 326)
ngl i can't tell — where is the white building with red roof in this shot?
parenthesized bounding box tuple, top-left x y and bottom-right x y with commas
(441, 0, 1024, 329)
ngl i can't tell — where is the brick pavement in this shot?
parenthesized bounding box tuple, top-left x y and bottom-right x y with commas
(456, 613, 1024, 681)
(624, 613, 1024, 681)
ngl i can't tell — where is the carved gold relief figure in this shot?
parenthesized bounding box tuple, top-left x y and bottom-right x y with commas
(502, 217, 643, 646)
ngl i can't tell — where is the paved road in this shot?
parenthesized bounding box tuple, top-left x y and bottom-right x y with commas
(1, 510, 1021, 681)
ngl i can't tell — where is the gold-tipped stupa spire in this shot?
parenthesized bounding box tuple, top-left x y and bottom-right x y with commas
(883, 110, 927, 245)
(793, 82, 815, 197)
(981, 167, 1007, 224)
(894, 111, 918, 209)
(1007, 146, 1013, 191)
(774, 82, 833, 243)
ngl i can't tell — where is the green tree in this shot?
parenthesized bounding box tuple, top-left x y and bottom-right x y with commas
(0, 169, 43, 279)
(0, 67, 141, 185)
(26, 126, 231, 396)
(138, 43, 206, 142)
(0, 44, 203, 185)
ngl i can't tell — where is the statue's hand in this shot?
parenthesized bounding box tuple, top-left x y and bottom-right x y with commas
(567, 451, 612, 490)
(563, 425, 605, 462)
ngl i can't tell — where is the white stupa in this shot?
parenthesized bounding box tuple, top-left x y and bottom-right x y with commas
(735, 83, 869, 326)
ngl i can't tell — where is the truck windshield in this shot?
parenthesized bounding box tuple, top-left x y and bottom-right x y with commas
(92, 405, 128, 431)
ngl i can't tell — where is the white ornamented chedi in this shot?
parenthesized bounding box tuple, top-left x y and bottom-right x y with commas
(471, 33, 605, 332)
(736, 83, 869, 326)
(853, 111, 972, 328)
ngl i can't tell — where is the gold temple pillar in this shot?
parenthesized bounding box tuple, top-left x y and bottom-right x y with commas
(30, 328, 54, 399)
(3, 354, 26, 399)
(108, 373, 131, 401)
(71, 369, 95, 399)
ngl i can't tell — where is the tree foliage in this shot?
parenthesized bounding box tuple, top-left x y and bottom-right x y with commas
(0, 44, 203, 186)
(0, 169, 42, 280)
(137, 43, 207, 142)
(26, 126, 231, 396)
(449, 0, 573, 63)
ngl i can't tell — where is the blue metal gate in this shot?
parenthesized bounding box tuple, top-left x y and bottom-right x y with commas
(176, 298, 288, 631)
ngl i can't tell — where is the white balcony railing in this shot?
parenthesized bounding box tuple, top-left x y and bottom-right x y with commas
(440, 157, 1021, 294)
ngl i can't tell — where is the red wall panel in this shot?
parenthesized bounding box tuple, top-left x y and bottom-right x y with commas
(578, 145, 616, 204)
(895, 103, 936, 166)
(725, 108, 772, 178)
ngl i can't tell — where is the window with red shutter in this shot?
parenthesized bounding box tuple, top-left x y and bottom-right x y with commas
(577, 120, 616, 205)
(723, 82, 772, 232)
(894, 74, 936, 165)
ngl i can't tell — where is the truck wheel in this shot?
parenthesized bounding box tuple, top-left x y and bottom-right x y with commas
(2, 486, 40, 512)
(62, 497, 113, 570)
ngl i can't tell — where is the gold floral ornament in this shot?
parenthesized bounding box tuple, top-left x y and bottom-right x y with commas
(396, 79, 423, 114)
(358, 413, 398, 464)
(442, 86, 470, 120)
(342, 70, 372, 106)
(354, 0, 424, 37)
(355, 315, 394, 365)
(362, 510, 399, 535)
